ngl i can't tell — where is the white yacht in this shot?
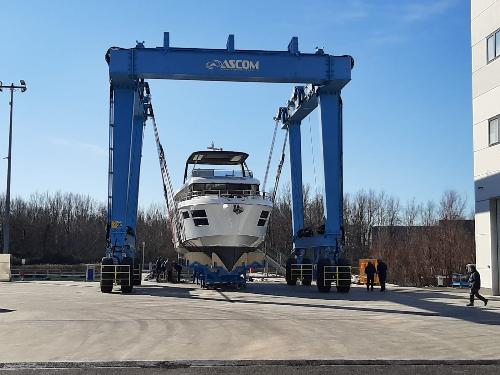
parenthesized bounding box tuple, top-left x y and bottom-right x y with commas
(173, 150, 272, 271)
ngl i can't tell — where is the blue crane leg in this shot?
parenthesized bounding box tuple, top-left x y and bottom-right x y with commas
(288, 121, 304, 242)
(108, 85, 140, 261)
(124, 98, 146, 252)
(318, 91, 343, 240)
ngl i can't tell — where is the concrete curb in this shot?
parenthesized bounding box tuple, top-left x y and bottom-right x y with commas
(3, 360, 500, 369)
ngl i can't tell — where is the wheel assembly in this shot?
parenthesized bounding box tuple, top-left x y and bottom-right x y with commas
(120, 257, 134, 293)
(100, 257, 114, 293)
(316, 258, 332, 293)
(285, 257, 297, 286)
(335, 257, 351, 293)
(301, 257, 312, 286)
(133, 259, 142, 286)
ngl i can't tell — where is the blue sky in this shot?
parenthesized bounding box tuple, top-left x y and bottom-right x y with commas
(0, 0, 472, 209)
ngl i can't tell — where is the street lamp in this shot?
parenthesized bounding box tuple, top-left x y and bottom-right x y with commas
(142, 241, 145, 269)
(1, 80, 27, 254)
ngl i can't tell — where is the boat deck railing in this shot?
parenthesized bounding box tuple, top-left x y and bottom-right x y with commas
(176, 189, 272, 202)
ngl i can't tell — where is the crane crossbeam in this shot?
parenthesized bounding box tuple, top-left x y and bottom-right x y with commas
(107, 33, 352, 86)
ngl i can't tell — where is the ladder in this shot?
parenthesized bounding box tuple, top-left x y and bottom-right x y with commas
(258, 247, 286, 275)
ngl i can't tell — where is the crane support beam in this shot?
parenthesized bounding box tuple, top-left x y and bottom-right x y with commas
(107, 33, 352, 86)
(318, 90, 343, 238)
(275, 82, 347, 253)
(107, 81, 146, 256)
(275, 85, 319, 127)
(288, 121, 304, 238)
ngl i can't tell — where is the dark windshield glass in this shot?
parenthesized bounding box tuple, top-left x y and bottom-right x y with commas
(190, 183, 259, 193)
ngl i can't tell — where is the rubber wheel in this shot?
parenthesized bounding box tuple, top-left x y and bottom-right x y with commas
(133, 260, 141, 286)
(285, 257, 297, 286)
(301, 258, 312, 286)
(336, 258, 351, 293)
(316, 258, 332, 293)
(100, 257, 114, 293)
(120, 257, 134, 294)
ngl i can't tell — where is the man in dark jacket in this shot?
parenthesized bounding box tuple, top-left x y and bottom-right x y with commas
(377, 260, 388, 292)
(174, 261, 182, 283)
(467, 264, 488, 307)
(155, 257, 163, 282)
(365, 261, 376, 291)
(165, 259, 173, 283)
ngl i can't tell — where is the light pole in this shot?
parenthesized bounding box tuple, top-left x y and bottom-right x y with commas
(1, 80, 27, 254)
(142, 241, 145, 269)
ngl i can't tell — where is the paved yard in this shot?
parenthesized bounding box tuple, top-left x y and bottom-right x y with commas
(0, 279, 499, 363)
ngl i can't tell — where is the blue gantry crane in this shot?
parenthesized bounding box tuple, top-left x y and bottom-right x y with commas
(101, 33, 353, 293)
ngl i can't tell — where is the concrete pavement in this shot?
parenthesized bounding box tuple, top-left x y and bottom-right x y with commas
(3, 361, 500, 375)
(0, 279, 499, 363)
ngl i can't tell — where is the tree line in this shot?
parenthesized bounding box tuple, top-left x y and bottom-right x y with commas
(0, 192, 176, 265)
(0, 188, 475, 286)
(265, 188, 474, 286)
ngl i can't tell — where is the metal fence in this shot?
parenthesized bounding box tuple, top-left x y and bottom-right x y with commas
(101, 264, 131, 286)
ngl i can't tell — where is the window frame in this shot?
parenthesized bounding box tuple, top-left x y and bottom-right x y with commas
(487, 28, 500, 64)
(489, 115, 500, 147)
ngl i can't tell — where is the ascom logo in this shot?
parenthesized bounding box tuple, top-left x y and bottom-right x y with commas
(206, 59, 260, 71)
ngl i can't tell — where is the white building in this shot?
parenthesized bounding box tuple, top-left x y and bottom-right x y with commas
(472, 0, 500, 295)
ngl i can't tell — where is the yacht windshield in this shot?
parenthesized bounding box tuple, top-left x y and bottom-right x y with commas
(191, 169, 253, 178)
(191, 183, 259, 194)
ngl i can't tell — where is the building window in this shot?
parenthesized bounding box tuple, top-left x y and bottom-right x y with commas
(489, 116, 499, 146)
(487, 29, 500, 63)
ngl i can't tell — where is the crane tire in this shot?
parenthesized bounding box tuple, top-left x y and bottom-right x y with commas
(100, 257, 114, 293)
(336, 257, 351, 293)
(316, 258, 332, 293)
(120, 257, 134, 294)
(301, 257, 312, 286)
(285, 257, 297, 286)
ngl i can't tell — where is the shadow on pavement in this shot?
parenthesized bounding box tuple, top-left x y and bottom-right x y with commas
(133, 281, 500, 326)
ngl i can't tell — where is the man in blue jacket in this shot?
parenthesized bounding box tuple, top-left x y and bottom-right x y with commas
(466, 264, 488, 307)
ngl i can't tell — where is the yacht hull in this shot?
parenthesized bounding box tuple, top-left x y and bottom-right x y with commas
(175, 196, 272, 270)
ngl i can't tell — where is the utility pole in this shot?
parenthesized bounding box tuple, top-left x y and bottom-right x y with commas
(142, 241, 145, 268)
(1, 80, 27, 254)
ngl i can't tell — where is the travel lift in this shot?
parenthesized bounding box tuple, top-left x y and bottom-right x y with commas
(101, 32, 353, 293)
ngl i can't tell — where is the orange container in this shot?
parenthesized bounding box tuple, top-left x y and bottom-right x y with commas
(359, 258, 379, 285)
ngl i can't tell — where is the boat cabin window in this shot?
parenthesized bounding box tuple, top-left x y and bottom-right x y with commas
(190, 183, 259, 194)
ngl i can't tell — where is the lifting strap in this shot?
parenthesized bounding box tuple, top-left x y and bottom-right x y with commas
(271, 128, 288, 203)
(262, 119, 279, 195)
(145, 93, 185, 245)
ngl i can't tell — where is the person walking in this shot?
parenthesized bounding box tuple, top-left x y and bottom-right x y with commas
(466, 264, 488, 307)
(365, 261, 376, 291)
(377, 259, 388, 292)
(165, 259, 173, 283)
(155, 257, 163, 282)
(174, 261, 182, 283)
